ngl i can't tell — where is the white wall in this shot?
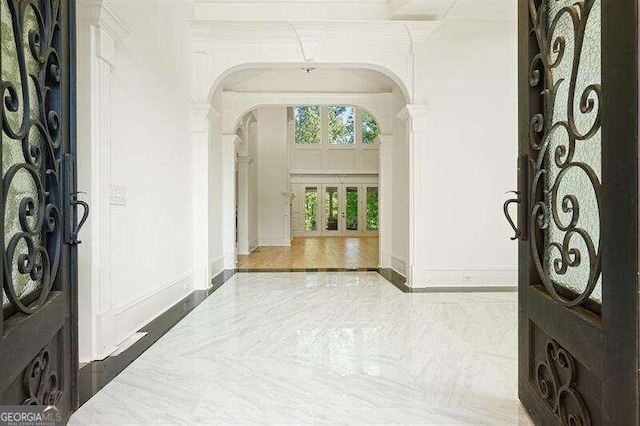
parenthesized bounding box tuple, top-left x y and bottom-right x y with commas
(391, 91, 409, 276)
(410, 19, 518, 287)
(77, 1, 194, 361)
(255, 107, 290, 246)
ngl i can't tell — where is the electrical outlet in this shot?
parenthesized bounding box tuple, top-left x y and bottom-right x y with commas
(463, 274, 473, 283)
(110, 185, 127, 206)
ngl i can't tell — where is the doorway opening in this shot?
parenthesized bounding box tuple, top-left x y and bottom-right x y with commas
(234, 103, 383, 270)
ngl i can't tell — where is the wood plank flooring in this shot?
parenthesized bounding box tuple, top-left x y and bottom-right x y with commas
(237, 237, 379, 269)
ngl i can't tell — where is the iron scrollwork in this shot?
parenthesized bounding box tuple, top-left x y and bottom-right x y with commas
(535, 339, 591, 426)
(22, 348, 62, 406)
(528, 0, 602, 307)
(1, 0, 63, 314)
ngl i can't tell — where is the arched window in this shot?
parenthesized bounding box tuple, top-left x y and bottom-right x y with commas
(293, 106, 380, 145)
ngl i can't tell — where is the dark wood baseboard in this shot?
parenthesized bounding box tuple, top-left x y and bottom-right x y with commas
(78, 269, 236, 406)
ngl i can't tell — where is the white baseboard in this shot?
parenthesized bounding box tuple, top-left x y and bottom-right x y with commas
(259, 238, 291, 247)
(411, 266, 517, 289)
(249, 239, 259, 253)
(391, 255, 407, 277)
(210, 255, 224, 279)
(111, 271, 195, 349)
(380, 250, 391, 269)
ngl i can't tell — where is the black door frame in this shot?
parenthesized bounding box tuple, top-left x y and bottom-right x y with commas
(517, 0, 639, 424)
(0, 0, 81, 420)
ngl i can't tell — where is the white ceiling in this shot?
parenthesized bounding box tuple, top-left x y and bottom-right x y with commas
(192, 0, 516, 22)
(221, 67, 398, 93)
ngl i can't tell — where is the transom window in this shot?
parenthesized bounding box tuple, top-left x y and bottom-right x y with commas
(293, 106, 380, 145)
(294, 106, 321, 144)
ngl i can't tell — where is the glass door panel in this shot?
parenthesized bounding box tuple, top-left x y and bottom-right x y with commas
(344, 186, 360, 234)
(323, 186, 341, 235)
(304, 187, 319, 234)
(366, 186, 379, 233)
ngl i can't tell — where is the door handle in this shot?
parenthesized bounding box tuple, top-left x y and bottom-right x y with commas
(63, 154, 91, 245)
(503, 191, 522, 241)
(69, 192, 90, 244)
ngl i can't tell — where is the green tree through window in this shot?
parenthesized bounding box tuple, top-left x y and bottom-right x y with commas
(367, 188, 379, 231)
(329, 106, 355, 144)
(304, 189, 318, 231)
(295, 106, 321, 144)
(362, 110, 380, 144)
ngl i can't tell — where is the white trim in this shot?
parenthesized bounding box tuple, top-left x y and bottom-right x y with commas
(109, 272, 195, 359)
(391, 255, 407, 278)
(210, 255, 225, 279)
(411, 267, 518, 289)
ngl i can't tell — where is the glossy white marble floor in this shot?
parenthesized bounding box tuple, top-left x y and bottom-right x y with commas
(70, 273, 534, 425)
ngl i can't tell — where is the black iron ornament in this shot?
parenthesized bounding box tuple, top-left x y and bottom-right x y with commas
(535, 339, 591, 426)
(22, 348, 62, 406)
(527, 0, 602, 308)
(1, 0, 64, 315)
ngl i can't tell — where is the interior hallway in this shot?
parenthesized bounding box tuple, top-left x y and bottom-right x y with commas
(70, 272, 531, 425)
(237, 237, 379, 269)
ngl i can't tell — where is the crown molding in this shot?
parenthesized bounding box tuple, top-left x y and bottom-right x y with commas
(77, 0, 131, 41)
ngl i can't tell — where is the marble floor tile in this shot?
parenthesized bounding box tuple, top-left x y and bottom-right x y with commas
(69, 272, 534, 425)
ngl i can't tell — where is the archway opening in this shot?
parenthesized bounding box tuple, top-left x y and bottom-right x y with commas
(204, 66, 410, 275)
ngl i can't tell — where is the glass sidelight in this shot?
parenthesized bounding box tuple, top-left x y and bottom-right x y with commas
(324, 186, 340, 234)
(366, 186, 379, 232)
(345, 187, 359, 232)
(304, 187, 319, 232)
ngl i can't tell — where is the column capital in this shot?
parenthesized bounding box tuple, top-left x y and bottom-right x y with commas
(78, 1, 131, 41)
(78, 1, 130, 66)
(397, 104, 430, 132)
(404, 22, 440, 53)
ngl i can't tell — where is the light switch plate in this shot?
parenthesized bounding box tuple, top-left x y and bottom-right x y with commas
(110, 185, 127, 206)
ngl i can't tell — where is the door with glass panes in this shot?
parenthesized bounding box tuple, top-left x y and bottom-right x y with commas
(342, 185, 379, 236)
(505, 0, 640, 423)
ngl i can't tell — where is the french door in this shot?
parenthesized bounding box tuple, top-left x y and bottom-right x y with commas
(343, 185, 379, 236)
(0, 0, 84, 421)
(319, 184, 379, 236)
(322, 185, 341, 236)
(511, 0, 639, 424)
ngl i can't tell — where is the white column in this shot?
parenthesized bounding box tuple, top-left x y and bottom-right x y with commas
(77, 1, 129, 360)
(222, 134, 240, 268)
(236, 156, 252, 255)
(378, 133, 394, 269)
(398, 105, 429, 288)
(192, 104, 213, 290)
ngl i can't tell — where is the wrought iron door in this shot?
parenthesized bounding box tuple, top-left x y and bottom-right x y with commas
(0, 0, 84, 421)
(510, 0, 639, 424)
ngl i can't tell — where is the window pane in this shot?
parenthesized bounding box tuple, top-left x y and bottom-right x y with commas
(346, 187, 359, 231)
(295, 106, 321, 144)
(304, 187, 318, 231)
(366, 187, 379, 231)
(329, 106, 355, 145)
(362, 110, 380, 144)
(325, 187, 339, 231)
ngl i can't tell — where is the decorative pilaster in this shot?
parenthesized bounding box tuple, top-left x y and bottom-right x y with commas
(192, 104, 215, 289)
(236, 156, 253, 255)
(378, 133, 394, 269)
(222, 134, 240, 268)
(77, 0, 130, 360)
(398, 105, 429, 288)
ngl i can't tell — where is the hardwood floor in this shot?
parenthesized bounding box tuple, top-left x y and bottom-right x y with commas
(237, 237, 379, 269)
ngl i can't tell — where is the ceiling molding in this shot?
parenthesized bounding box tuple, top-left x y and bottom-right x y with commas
(77, 0, 131, 40)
